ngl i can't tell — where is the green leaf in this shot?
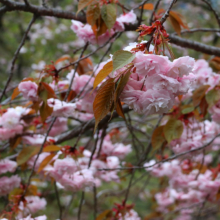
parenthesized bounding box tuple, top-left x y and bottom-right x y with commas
(17, 146, 40, 166)
(101, 4, 116, 31)
(181, 106, 194, 114)
(206, 88, 220, 107)
(93, 78, 115, 132)
(192, 85, 210, 107)
(93, 61, 113, 89)
(163, 119, 183, 143)
(113, 50, 135, 71)
(151, 126, 166, 150)
(77, 0, 94, 15)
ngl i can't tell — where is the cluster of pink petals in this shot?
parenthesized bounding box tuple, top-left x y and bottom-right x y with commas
(17, 196, 47, 219)
(0, 106, 30, 141)
(145, 158, 220, 219)
(0, 175, 21, 196)
(71, 10, 137, 45)
(40, 134, 130, 191)
(120, 51, 195, 115)
(22, 135, 55, 146)
(18, 81, 38, 101)
(193, 59, 220, 89)
(47, 98, 76, 117)
(118, 209, 141, 220)
(0, 159, 17, 174)
(170, 120, 220, 153)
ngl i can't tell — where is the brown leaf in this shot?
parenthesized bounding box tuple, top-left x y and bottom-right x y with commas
(11, 87, 20, 100)
(93, 78, 115, 131)
(93, 61, 113, 89)
(116, 99, 125, 119)
(87, 3, 100, 27)
(169, 11, 188, 29)
(114, 71, 132, 103)
(169, 15, 181, 35)
(37, 153, 55, 173)
(40, 102, 53, 122)
(77, 0, 94, 15)
(192, 85, 210, 107)
(43, 145, 61, 152)
(151, 126, 166, 150)
(199, 96, 208, 117)
(55, 55, 70, 65)
(9, 136, 22, 150)
(96, 210, 112, 220)
(140, 3, 154, 10)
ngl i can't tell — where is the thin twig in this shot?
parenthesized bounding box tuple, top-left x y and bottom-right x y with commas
(202, 0, 220, 28)
(54, 181, 63, 220)
(0, 14, 37, 102)
(149, 0, 161, 25)
(77, 191, 85, 220)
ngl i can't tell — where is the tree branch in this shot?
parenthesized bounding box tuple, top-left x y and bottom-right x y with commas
(0, 0, 86, 22)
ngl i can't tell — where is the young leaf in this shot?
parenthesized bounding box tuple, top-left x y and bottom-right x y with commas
(140, 3, 154, 10)
(93, 61, 113, 89)
(113, 50, 135, 71)
(116, 99, 125, 119)
(163, 119, 183, 143)
(93, 78, 115, 131)
(40, 102, 53, 122)
(101, 4, 116, 31)
(37, 153, 55, 173)
(199, 96, 208, 117)
(87, 3, 100, 26)
(169, 11, 188, 29)
(77, 0, 94, 15)
(43, 145, 61, 152)
(17, 146, 40, 166)
(206, 88, 220, 107)
(169, 15, 181, 35)
(192, 85, 210, 107)
(151, 126, 166, 150)
(114, 71, 132, 103)
(11, 87, 20, 100)
(96, 210, 112, 220)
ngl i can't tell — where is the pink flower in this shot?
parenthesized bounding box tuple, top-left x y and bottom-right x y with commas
(118, 209, 141, 220)
(67, 71, 94, 94)
(117, 10, 137, 24)
(47, 98, 76, 117)
(48, 117, 68, 136)
(18, 81, 38, 101)
(0, 175, 21, 196)
(22, 135, 55, 146)
(0, 159, 17, 174)
(0, 125, 23, 141)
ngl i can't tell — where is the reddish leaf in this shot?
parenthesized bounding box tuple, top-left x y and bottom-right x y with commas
(87, 3, 100, 27)
(93, 78, 115, 131)
(169, 15, 181, 35)
(11, 87, 20, 100)
(96, 210, 112, 220)
(199, 96, 208, 117)
(140, 3, 154, 10)
(9, 136, 22, 150)
(93, 61, 113, 89)
(116, 99, 125, 119)
(169, 11, 188, 29)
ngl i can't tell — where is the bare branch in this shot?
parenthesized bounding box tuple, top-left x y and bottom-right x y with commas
(149, 0, 161, 25)
(0, 0, 86, 22)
